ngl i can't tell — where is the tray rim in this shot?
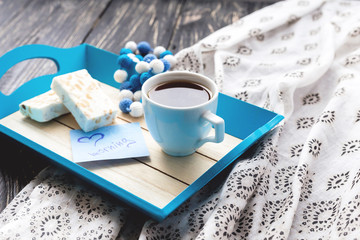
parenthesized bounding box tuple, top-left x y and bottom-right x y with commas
(0, 44, 284, 221)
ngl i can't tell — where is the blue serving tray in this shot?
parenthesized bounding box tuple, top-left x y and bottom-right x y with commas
(0, 44, 283, 221)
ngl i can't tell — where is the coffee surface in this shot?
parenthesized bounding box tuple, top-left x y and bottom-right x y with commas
(148, 81, 211, 107)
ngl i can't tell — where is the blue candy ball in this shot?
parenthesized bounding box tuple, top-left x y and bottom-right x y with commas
(159, 50, 173, 58)
(119, 98, 133, 113)
(119, 48, 133, 55)
(129, 74, 142, 92)
(117, 55, 134, 69)
(119, 81, 132, 91)
(137, 41, 152, 56)
(143, 54, 157, 63)
(140, 72, 153, 85)
(160, 58, 171, 72)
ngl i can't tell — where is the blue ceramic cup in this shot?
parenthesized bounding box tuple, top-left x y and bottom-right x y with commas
(142, 71, 225, 156)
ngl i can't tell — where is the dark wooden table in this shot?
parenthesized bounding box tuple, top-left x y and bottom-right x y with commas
(0, 0, 274, 213)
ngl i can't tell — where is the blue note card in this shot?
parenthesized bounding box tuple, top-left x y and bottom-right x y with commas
(70, 123, 149, 163)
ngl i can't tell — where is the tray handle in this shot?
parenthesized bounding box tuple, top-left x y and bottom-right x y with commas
(0, 44, 86, 119)
(0, 44, 68, 80)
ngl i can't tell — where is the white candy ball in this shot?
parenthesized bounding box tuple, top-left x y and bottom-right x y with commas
(127, 53, 136, 59)
(163, 55, 177, 69)
(135, 61, 150, 74)
(150, 59, 165, 74)
(133, 58, 140, 63)
(127, 53, 139, 63)
(119, 89, 134, 101)
(114, 69, 128, 83)
(126, 53, 136, 60)
(133, 90, 142, 102)
(125, 41, 137, 52)
(129, 101, 144, 118)
(153, 46, 166, 58)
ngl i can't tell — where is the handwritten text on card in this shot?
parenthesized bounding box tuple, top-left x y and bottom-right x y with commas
(70, 123, 149, 163)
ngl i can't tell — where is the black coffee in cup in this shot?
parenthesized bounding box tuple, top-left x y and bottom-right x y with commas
(147, 80, 212, 108)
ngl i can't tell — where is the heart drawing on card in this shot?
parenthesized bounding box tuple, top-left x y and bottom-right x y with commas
(77, 133, 105, 146)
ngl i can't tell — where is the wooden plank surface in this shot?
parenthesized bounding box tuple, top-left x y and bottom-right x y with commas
(0, 0, 275, 212)
(55, 113, 218, 185)
(84, 0, 183, 53)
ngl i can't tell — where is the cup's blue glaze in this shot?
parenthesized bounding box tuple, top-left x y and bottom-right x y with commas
(142, 71, 225, 156)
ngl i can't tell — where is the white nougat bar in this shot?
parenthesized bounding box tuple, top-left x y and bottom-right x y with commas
(19, 90, 69, 122)
(51, 69, 118, 132)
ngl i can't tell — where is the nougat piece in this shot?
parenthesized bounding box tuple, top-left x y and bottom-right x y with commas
(51, 69, 118, 132)
(19, 90, 69, 122)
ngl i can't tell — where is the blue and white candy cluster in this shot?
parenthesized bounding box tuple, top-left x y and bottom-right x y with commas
(114, 41, 176, 117)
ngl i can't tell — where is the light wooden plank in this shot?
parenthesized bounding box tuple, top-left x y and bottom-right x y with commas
(0, 111, 187, 208)
(56, 113, 216, 185)
(78, 159, 185, 208)
(1, 112, 73, 159)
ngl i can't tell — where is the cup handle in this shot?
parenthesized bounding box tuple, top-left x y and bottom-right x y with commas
(196, 110, 225, 149)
